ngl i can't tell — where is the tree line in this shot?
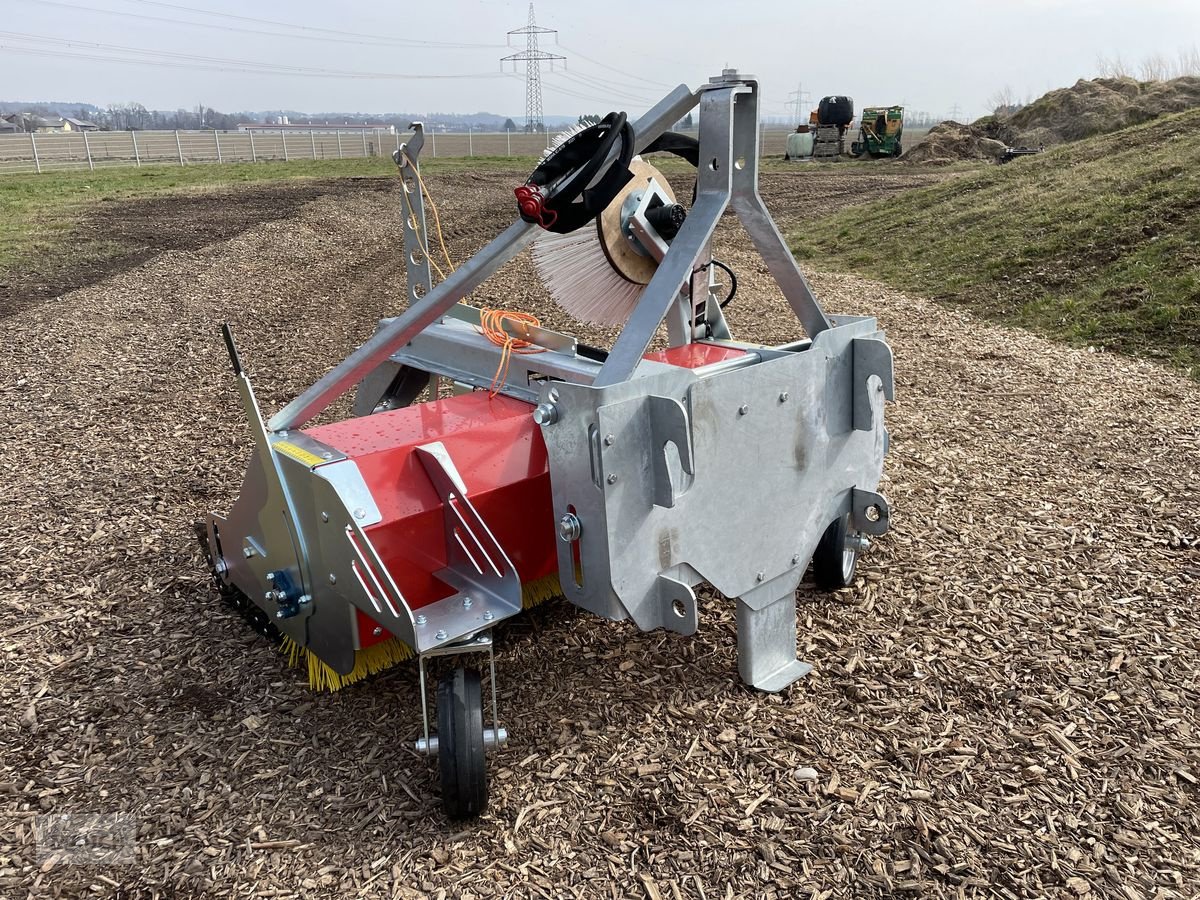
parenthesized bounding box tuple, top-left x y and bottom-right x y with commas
(91, 103, 241, 131)
(0, 102, 242, 131)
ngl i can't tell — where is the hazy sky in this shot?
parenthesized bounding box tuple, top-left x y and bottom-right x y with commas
(4, 0, 1199, 120)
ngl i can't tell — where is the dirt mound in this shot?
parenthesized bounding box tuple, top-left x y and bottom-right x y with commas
(905, 75, 1200, 166)
(902, 121, 1008, 165)
(1007, 75, 1200, 145)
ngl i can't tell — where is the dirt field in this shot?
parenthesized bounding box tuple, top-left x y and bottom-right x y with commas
(2, 163, 1198, 899)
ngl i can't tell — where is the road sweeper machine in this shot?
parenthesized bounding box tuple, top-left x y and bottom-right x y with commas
(203, 71, 894, 818)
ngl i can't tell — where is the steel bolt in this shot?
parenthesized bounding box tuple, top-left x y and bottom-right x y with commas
(738, 404, 749, 416)
(779, 391, 789, 403)
(328, 573, 337, 585)
(372, 626, 383, 637)
(846, 534, 872, 553)
(463, 597, 473, 609)
(266, 571, 276, 583)
(558, 513, 582, 542)
(791, 554, 800, 565)
(436, 630, 447, 641)
(756, 571, 765, 582)
(483, 610, 495, 621)
(321, 452, 333, 460)
(353, 507, 367, 520)
(242, 546, 255, 558)
(606, 473, 619, 485)
(298, 594, 312, 607)
(532, 403, 559, 426)
(603, 433, 615, 446)
(321, 511, 329, 523)
(416, 614, 427, 626)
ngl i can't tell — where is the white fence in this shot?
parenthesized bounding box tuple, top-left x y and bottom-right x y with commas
(0, 127, 795, 175)
(0, 129, 560, 174)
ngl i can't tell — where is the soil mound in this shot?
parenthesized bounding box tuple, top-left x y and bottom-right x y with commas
(1007, 75, 1200, 145)
(902, 121, 1007, 165)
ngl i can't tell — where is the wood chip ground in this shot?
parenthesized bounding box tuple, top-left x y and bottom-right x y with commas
(1, 166, 1197, 899)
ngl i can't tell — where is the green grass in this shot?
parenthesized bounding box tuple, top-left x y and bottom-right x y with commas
(0, 155, 533, 277)
(790, 109, 1200, 377)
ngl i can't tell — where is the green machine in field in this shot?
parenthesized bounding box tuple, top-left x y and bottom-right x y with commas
(850, 106, 904, 158)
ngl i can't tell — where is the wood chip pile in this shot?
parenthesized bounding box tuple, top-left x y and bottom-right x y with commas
(1, 167, 1197, 898)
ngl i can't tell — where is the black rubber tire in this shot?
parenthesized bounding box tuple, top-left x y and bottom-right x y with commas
(437, 667, 488, 819)
(812, 513, 859, 591)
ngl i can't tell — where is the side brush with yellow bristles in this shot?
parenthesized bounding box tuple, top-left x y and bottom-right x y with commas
(281, 573, 564, 692)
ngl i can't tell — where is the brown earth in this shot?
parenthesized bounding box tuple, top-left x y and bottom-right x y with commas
(0, 177, 393, 319)
(901, 122, 1009, 166)
(2, 164, 1198, 899)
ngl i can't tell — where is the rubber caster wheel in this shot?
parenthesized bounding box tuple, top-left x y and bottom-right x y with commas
(437, 666, 488, 819)
(812, 513, 859, 591)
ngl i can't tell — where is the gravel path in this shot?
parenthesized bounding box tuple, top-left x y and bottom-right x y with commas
(2, 165, 1197, 899)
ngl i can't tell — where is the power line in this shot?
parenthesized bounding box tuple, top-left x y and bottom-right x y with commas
(557, 44, 677, 90)
(13, 0, 502, 50)
(0, 32, 509, 79)
(501, 3, 563, 133)
(538, 76, 632, 108)
(507, 70, 630, 110)
(787, 82, 811, 123)
(554, 66, 659, 101)
(123, 0, 504, 48)
(552, 70, 654, 106)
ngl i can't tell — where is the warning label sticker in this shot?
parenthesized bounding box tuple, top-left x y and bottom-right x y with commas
(273, 440, 326, 468)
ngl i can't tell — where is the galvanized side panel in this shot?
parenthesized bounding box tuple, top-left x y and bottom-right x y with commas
(540, 318, 891, 633)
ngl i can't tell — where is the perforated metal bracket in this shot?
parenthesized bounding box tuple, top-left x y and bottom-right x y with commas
(395, 122, 434, 309)
(413, 441, 524, 642)
(850, 488, 890, 535)
(651, 573, 699, 635)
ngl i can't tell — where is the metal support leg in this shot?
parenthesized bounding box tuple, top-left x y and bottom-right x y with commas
(735, 578, 812, 692)
(414, 632, 508, 755)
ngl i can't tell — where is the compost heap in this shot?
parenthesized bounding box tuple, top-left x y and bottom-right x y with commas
(905, 75, 1200, 164)
(1008, 75, 1200, 145)
(901, 122, 1007, 165)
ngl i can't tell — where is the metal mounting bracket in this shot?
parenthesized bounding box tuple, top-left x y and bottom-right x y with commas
(414, 442, 524, 622)
(850, 488, 890, 535)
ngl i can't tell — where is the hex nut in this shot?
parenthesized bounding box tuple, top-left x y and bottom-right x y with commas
(558, 514, 582, 542)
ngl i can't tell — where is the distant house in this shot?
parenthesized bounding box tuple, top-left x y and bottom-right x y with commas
(63, 116, 99, 132)
(31, 116, 67, 133)
(2, 115, 98, 133)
